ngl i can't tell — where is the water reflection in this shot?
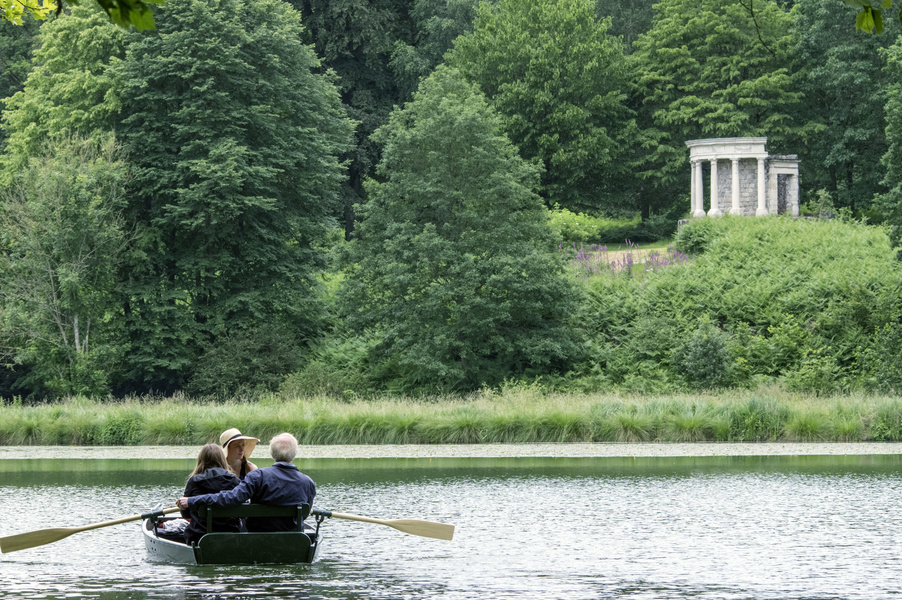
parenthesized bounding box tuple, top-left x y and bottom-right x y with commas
(1, 455, 901, 599)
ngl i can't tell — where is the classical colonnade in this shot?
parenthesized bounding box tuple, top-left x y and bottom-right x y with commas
(685, 137, 799, 218)
(689, 153, 768, 218)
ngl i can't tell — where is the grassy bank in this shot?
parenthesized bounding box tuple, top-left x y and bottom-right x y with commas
(4, 389, 902, 445)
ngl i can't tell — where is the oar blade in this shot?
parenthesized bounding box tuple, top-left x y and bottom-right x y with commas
(388, 519, 455, 541)
(0, 527, 78, 554)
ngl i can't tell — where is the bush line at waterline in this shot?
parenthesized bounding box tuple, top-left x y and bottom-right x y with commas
(5, 391, 902, 445)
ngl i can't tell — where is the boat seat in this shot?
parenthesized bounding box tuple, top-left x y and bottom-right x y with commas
(192, 504, 317, 564)
(196, 503, 311, 534)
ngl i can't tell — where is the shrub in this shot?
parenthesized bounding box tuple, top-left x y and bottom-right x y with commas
(598, 214, 679, 244)
(577, 216, 902, 394)
(674, 323, 734, 389)
(861, 322, 902, 393)
(673, 217, 724, 254)
(188, 324, 304, 397)
(783, 346, 842, 395)
(279, 332, 377, 399)
(548, 207, 637, 244)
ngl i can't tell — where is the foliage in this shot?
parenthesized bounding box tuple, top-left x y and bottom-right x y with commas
(187, 324, 305, 397)
(447, 0, 637, 213)
(0, 16, 40, 103)
(1, 4, 125, 184)
(793, 0, 894, 215)
(389, 0, 485, 98)
(594, 0, 654, 51)
(0, 0, 56, 25)
(291, 0, 413, 238)
(630, 0, 800, 216)
(799, 189, 837, 218)
(115, 0, 353, 391)
(279, 331, 377, 400)
(673, 217, 724, 254)
(674, 322, 734, 389)
(577, 217, 902, 393)
(1, 0, 160, 30)
(341, 67, 580, 391)
(876, 37, 902, 255)
(860, 322, 902, 393)
(844, 0, 902, 34)
(0, 135, 130, 397)
(548, 207, 638, 244)
(550, 207, 682, 245)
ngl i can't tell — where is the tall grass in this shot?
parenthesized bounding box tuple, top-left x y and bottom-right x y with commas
(2, 389, 902, 445)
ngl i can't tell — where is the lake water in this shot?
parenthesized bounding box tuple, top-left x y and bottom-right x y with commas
(1, 455, 901, 599)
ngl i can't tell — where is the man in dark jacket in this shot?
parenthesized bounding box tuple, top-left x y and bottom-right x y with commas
(176, 433, 316, 532)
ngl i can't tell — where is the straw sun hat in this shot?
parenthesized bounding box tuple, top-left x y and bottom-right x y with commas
(219, 428, 259, 457)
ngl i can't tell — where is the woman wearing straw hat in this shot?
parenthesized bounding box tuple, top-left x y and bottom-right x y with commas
(220, 428, 259, 479)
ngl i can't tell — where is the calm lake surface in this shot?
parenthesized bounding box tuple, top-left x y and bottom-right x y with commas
(1, 454, 901, 599)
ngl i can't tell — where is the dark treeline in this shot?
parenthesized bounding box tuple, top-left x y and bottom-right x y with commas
(1, 0, 902, 400)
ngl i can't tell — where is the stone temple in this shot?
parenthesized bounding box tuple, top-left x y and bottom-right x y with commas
(685, 137, 799, 218)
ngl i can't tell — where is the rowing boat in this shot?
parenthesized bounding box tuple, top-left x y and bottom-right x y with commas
(142, 503, 323, 564)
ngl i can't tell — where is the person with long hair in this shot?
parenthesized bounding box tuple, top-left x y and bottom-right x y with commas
(180, 443, 242, 545)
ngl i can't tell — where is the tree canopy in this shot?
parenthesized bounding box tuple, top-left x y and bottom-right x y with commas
(115, 0, 353, 391)
(0, 135, 130, 396)
(447, 0, 636, 214)
(793, 0, 897, 214)
(341, 66, 579, 390)
(1, 4, 125, 184)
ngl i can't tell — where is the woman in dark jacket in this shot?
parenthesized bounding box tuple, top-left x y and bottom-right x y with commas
(181, 443, 241, 545)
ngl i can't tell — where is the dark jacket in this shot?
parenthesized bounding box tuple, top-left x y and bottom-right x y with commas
(186, 462, 316, 532)
(181, 467, 241, 544)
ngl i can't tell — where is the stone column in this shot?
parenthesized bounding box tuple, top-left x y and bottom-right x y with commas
(730, 158, 741, 215)
(689, 159, 697, 216)
(707, 159, 721, 217)
(756, 156, 768, 216)
(767, 164, 779, 214)
(791, 176, 800, 217)
(692, 160, 706, 217)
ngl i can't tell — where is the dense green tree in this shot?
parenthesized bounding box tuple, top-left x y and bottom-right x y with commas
(630, 0, 800, 215)
(292, 0, 414, 238)
(341, 67, 579, 391)
(876, 37, 902, 253)
(447, 0, 636, 214)
(793, 0, 894, 214)
(389, 0, 484, 98)
(1, 4, 124, 183)
(117, 0, 353, 392)
(0, 135, 130, 397)
(0, 16, 40, 102)
(594, 0, 654, 51)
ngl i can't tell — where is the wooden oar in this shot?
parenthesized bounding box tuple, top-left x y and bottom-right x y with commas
(312, 508, 454, 540)
(0, 506, 181, 553)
